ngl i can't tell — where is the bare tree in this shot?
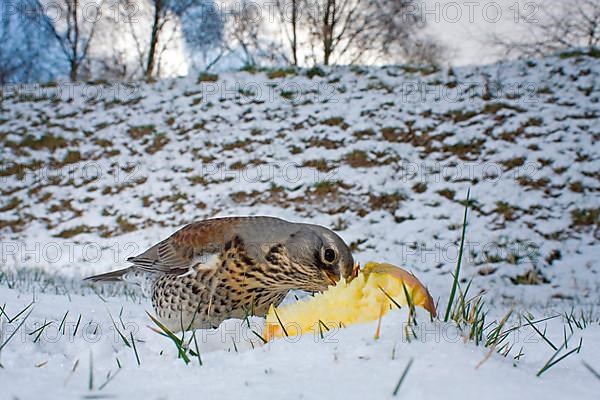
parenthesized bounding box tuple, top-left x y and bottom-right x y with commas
(145, 0, 166, 80)
(0, 17, 26, 84)
(95, 47, 130, 80)
(490, 0, 600, 57)
(31, 0, 104, 81)
(401, 35, 450, 66)
(180, 2, 224, 71)
(1, 0, 61, 84)
(120, 0, 166, 81)
(120, 0, 205, 81)
(275, 0, 300, 65)
(226, 0, 263, 66)
(184, 1, 285, 71)
(302, 0, 428, 65)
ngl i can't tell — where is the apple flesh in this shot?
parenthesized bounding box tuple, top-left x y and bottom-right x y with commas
(264, 262, 436, 340)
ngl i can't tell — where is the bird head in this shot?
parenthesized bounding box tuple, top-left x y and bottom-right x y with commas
(283, 224, 354, 292)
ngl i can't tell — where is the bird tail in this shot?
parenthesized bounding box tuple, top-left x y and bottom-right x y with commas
(84, 267, 132, 282)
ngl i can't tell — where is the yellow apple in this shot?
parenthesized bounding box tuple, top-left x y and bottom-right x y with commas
(264, 262, 436, 340)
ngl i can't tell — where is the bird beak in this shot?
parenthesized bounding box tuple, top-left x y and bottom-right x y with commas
(323, 270, 339, 287)
(347, 262, 360, 282)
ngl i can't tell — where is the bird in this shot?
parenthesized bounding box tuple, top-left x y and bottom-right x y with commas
(85, 216, 354, 331)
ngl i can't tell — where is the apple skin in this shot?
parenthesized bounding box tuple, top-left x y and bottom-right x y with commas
(363, 262, 437, 318)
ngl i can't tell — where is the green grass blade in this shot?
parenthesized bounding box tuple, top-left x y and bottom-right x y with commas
(524, 315, 557, 351)
(145, 311, 190, 364)
(192, 331, 203, 366)
(536, 335, 580, 377)
(130, 332, 141, 366)
(272, 308, 289, 337)
(0, 310, 32, 352)
(73, 314, 82, 337)
(401, 281, 417, 326)
(251, 329, 268, 344)
(3, 301, 34, 323)
(58, 311, 69, 334)
(30, 320, 53, 343)
(392, 358, 414, 396)
(444, 188, 470, 322)
(379, 286, 403, 310)
(109, 311, 131, 347)
(582, 361, 600, 380)
(98, 368, 121, 391)
(88, 351, 94, 391)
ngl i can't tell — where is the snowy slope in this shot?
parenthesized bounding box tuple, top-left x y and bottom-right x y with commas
(1, 52, 599, 303)
(1, 53, 600, 398)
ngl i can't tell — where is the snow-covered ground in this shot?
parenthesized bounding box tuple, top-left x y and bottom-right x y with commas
(1, 51, 599, 397)
(1, 274, 599, 399)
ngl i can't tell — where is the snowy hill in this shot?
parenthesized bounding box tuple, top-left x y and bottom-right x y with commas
(2, 53, 599, 302)
(1, 53, 599, 398)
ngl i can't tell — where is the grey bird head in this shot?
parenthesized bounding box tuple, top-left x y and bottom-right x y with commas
(283, 223, 354, 292)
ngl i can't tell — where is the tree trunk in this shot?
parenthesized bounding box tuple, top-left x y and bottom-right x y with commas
(323, 45, 331, 65)
(70, 60, 78, 81)
(70, 0, 80, 81)
(146, 0, 162, 81)
(322, 0, 335, 65)
(291, 0, 298, 65)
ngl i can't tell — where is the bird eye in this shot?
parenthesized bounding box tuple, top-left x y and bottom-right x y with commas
(323, 248, 337, 263)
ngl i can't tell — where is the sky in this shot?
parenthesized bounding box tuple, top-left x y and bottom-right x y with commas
(150, 0, 559, 76)
(7, 0, 560, 79)
(424, 0, 553, 65)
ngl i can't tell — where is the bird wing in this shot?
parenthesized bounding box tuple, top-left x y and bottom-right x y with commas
(127, 218, 240, 275)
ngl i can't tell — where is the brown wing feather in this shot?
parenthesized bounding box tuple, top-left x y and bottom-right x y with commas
(127, 218, 238, 275)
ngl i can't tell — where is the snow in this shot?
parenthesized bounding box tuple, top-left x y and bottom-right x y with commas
(1, 280, 599, 399)
(1, 52, 600, 397)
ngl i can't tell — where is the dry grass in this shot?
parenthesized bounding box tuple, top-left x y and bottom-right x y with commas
(570, 208, 600, 231)
(197, 72, 219, 83)
(368, 192, 406, 213)
(344, 150, 377, 168)
(128, 125, 156, 139)
(321, 117, 349, 129)
(145, 134, 169, 154)
(303, 159, 336, 172)
(21, 134, 68, 151)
